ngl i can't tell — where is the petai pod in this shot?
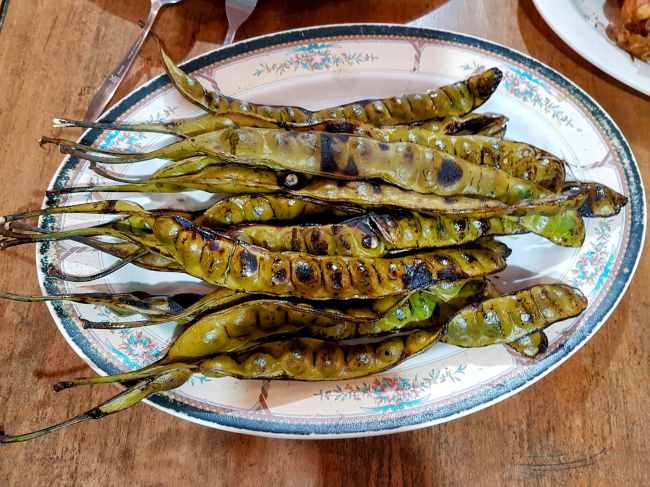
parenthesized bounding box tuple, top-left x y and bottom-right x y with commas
(443, 284, 587, 347)
(163, 299, 379, 359)
(416, 113, 508, 137)
(0, 285, 587, 443)
(227, 209, 586, 255)
(299, 120, 560, 190)
(306, 278, 490, 340)
(0, 330, 442, 442)
(0, 290, 196, 318)
(194, 194, 357, 226)
(47, 174, 589, 219)
(197, 331, 442, 380)
(54, 111, 508, 139)
(569, 182, 628, 217)
(43, 128, 548, 204)
(160, 48, 503, 126)
(152, 215, 507, 300)
(363, 131, 566, 192)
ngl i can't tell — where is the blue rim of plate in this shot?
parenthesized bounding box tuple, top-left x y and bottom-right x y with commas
(39, 24, 645, 437)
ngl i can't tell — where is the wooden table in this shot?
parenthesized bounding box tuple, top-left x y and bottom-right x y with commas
(0, 1, 648, 485)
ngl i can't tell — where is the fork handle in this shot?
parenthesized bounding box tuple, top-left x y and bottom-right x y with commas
(84, 5, 162, 122)
(223, 26, 237, 45)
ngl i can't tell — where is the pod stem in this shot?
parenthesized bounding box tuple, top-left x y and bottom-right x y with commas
(40, 136, 128, 156)
(89, 162, 148, 184)
(82, 317, 169, 329)
(83, 290, 250, 329)
(40, 137, 150, 164)
(0, 224, 127, 249)
(1, 368, 193, 444)
(1, 200, 148, 224)
(0, 290, 133, 305)
(53, 362, 196, 391)
(46, 182, 180, 196)
(53, 118, 185, 138)
(47, 249, 149, 282)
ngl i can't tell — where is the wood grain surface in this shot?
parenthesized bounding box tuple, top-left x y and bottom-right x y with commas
(0, 1, 648, 485)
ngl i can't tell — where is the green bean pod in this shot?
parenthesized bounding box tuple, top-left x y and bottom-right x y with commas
(228, 209, 585, 255)
(44, 128, 548, 204)
(0, 284, 585, 443)
(198, 331, 441, 380)
(368, 132, 566, 192)
(54, 111, 508, 139)
(2, 331, 440, 441)
(6, 195, 355, 229)
(163, 278, 486, 358)
(0, 219, 185, 276)
(306, 278, 489, 340)
(0, 214, 175, 262)
(416, 113, 508, 137)
(0, 215, 505, 299)
(443, 284, 587, 347)
(164, 300, 378, 359)
(479, 280, 549, 357)
(152, 215, 507, 300)
(570, 182, 628, 217)
(292, 113, 509, 138)
(0, 368, 194, 444)
(161, 48, 502, 126)
(508, 331, 549, 357)
(48, 176, 587, 220)
(0, 290, 193, 318)
(195, 195, 356, 226)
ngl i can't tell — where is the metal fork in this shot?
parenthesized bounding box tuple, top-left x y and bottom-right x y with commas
(0, 0, 10, 33)
(224, 0, 258, 45)
(84, 0, 184, 122)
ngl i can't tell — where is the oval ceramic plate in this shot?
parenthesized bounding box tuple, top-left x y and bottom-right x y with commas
(533, 0, 650, 96)
(39, 24, 645, 438)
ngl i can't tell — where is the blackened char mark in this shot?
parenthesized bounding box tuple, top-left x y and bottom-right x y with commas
(474, 68, 503, 98)
(437, 267, 467, 281)
(402, 260, 434, 289)
(334, 134, 350, 144)
(456, 116, 501, 134)
(272, 269, 287, 285)
(355, 261, 371, 288)
(239, 249, 259, 277)
(476, 219, 490, 234)
(173, 216, 217, 240)
(354, 220, 379, 249)
(326, 262, 344, 290)
(437, 157, 464, 187)
(345, 156, 359, 177)
(323, 121, 358, 134)
(295, 260, 316, 283)
(402, 145, 414, 164)
(462, 252, 478, 264)
(309, 229, 329, 254)
(453, 218, 467, 233)
(319, 133, 340, 173)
